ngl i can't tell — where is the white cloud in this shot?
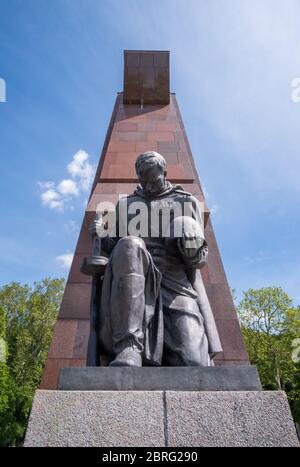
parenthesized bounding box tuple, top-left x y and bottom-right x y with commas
(38, 181, 55, 190)
(67, 150, 94, 192)
(41, 188, 64, 211)
(57, 179, 79, 196)
(41, 188, 59, 204)
(48, 200, 64, 210)
(38, 149, 95, 211)
(56, 253, 74, 269)
(67, 150, 88, 177)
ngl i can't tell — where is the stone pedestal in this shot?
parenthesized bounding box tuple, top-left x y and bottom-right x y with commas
(25, 389, 299, 447)
(58, 366, 262, 391)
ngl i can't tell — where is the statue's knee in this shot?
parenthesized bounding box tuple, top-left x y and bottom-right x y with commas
(112, 237, 146, 267)
(182, 350, 202, 366)
(117, 236, 146, 251)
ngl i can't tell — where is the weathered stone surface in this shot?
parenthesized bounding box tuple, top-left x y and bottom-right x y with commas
(24, 390, 299, 447)
(166, 391, 300, 447)
(58, 366, 262, 391)
(24, 390, 164, 447)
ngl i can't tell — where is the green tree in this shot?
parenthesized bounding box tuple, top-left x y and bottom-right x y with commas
(0, 278, 64, 446)
(0, 305, 9, 414)
(237, 287, 300, 423)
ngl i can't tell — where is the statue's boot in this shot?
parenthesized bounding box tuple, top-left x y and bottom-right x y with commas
(108, 236, 150, 367)
(109, 346, 142, 367)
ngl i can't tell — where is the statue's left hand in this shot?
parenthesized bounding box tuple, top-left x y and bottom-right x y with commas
(178, 233, 204, 258)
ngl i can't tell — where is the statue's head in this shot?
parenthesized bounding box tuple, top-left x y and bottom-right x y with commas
(135, 151, 167, 195)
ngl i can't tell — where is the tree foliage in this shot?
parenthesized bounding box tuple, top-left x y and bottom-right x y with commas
(0, 305, 9, 414)
(0, 279, 299, 443)
(0, 278, 64, 446)
(237, 287, 300, 424)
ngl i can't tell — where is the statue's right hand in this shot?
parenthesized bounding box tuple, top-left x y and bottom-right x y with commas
(89, 219, 104, 237)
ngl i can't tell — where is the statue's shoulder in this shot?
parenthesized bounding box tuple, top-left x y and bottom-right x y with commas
(172, 184, 192, 197)
(129, 186, 145, 199)
(118, 192, 139, 200)
(127, 192, 138, 199)
(116, 194, 129, 205)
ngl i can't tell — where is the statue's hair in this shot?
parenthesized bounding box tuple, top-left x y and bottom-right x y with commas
(135, 151, 166, 177)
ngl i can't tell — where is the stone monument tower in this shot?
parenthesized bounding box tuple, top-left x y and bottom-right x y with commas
(25, 51, 299, 447)
(40, 50, 250, 389)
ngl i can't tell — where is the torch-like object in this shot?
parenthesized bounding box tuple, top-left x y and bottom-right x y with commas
(81, 212, 109, 366)
(81, 212, 109, 276)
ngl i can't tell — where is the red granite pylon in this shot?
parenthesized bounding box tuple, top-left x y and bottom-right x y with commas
(40, 51, 249, 389)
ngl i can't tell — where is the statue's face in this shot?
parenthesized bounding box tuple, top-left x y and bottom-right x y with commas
(138, 164, 166, 195)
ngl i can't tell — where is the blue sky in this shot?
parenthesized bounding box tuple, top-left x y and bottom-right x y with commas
(0, 0, 300, 304)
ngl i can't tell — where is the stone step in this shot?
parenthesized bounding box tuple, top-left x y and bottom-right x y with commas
(58, 365, 262, 391)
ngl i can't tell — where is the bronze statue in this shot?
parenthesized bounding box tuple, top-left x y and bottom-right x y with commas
(82, 151, 222, 367)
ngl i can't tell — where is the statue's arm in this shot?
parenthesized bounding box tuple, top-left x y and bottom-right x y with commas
(177, 195, 208, 268)
(178, 237, 208, 268)
(99, 198, 124, 257)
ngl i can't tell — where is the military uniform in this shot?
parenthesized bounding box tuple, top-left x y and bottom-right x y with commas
(98, 182, 217, 366)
